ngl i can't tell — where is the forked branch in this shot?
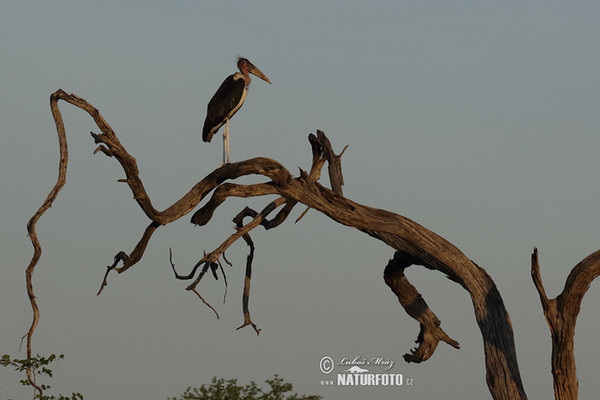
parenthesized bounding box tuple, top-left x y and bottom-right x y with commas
(30, 89, 590, 400)
(531, 248, 600, 400)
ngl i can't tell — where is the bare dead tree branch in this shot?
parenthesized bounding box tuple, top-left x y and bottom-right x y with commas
(25, 89, 600, 399)
(235, 231, 260, 335)
(31, 89, 527, 399)
(384, 251, 461, 363)
(531, 248, 600, 400)
(22, 90, 70, 397)
(98, 221, 161, 295)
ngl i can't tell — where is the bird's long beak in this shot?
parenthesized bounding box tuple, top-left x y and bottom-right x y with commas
(247, 62, 272, 84)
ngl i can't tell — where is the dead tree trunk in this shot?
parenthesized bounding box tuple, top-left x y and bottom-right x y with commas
(531, 248, 600, 400)
(23, 89, 600, 399)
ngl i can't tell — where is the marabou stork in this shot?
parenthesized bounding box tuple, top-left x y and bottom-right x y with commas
(203, 57, 272, 165)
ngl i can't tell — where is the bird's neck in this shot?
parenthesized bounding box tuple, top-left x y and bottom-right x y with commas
(236, 70, 251, 86)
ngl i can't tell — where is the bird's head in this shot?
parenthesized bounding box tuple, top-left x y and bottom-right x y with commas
(237, 57, 272, 84)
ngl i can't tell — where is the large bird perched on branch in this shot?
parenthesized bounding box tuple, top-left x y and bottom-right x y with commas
(202, 57, 272, 165)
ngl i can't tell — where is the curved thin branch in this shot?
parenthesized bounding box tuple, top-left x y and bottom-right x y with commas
(235, 232, 260, 335)
(22, 91, 71, 397)
(97, 221, 161, 295)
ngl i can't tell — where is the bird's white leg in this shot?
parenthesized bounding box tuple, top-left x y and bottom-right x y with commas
(222, 119, 229, 166)
(225, 118, 230, 163)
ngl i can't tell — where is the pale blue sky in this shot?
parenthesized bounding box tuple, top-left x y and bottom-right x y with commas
(2, 1, 600, 399)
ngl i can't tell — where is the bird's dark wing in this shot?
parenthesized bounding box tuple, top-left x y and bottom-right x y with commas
(202, 75, 246, 142)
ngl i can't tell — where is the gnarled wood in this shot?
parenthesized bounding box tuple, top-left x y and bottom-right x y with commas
(25, 89, 600, 399)
(25, 89, 529, 399)
(531, 248, 600, 400)
(33, 89, 527, 399)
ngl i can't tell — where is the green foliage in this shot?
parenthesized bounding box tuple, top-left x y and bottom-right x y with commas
(2, 355, 319, 400)
(1, 353, 83, 400)
(168, 374, 321, 400)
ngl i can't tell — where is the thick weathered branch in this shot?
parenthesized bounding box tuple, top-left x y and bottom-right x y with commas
(177, 135, 528, 399)
(191, 182, 280, 226)
(30, 90, 534, 400)
(531, 248, 600, 400)
(384, 251, 460, 363)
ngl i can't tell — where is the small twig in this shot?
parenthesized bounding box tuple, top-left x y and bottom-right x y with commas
(169, 247, 221, 319)
(219, 262, 228, 303)
(97, 251, 128, 295)
(222, 251, 233, 267)
(295, 206, 310, 223)
(191, 289, 220, 320)
(98, 221, 161, 295)
(170, 249, 211, 285)
(181, 198, 291, 289)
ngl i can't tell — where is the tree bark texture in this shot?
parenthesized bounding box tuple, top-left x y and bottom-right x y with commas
(531, 248, 600, 400)
(23, 89, 600, 399)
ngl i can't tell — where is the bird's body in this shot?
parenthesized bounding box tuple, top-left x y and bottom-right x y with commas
(203, 57, 271, 165)
(202, 72, 247, 143)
